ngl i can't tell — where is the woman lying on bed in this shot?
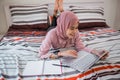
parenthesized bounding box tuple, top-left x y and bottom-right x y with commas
(38, 11, 109, 59)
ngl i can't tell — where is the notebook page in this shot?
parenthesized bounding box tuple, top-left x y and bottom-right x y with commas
(43, 60, 62, 75)
(23, 60, 44, 76)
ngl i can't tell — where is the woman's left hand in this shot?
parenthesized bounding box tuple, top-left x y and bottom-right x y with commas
(100, 50, 109, 60)
(91, 49, 109, 60)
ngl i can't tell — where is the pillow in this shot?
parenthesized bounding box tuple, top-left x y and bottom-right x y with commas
(69, 6, 107, 29)
(10, 4, 48, 30)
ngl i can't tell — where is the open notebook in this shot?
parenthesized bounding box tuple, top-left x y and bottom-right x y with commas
(23, 59, 62, 76)
(62, 50, 106, 72)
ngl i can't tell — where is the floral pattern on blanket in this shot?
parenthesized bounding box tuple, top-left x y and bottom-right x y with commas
(0, 28, 120, 80)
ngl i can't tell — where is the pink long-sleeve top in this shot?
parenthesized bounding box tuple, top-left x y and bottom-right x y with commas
(38, 11, 92, 59)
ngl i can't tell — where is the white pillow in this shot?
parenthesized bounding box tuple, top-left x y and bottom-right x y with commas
(69, 6, 107, 29)
(10, 4, 49, 29)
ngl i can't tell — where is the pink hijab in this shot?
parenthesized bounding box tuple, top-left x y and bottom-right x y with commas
(55, 11, 79, 39)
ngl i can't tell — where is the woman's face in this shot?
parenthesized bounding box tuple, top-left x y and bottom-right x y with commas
(66, 22, 79, 39)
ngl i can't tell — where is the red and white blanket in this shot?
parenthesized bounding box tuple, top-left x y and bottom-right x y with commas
(0, 28, 120, 80)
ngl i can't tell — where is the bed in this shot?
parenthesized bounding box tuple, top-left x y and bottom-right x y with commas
(0, 2, 120, 80)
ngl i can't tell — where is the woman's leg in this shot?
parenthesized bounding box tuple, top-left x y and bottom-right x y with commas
(48, 0, 58, 29)
(58, 0, 64, 12)
(53, 0, 59, 16)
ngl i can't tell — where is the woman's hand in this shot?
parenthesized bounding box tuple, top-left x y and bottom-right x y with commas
(100, 50, 109, 60)
(49, 53, 58, 59)
(58, 50, 78, 58)
(91, 49, 109, 60)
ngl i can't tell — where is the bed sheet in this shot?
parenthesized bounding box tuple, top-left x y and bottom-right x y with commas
(5, 28, 47, 37)
(0, 27, 120, 80)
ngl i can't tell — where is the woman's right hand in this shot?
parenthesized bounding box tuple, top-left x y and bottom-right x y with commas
(50, 53, 58, 59)
(58, 50, 78, 58)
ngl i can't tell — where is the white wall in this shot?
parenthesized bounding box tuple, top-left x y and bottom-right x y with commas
(104, 0, 118, 29)
(0, 0, 119, 35)
(114, 0, 120, 30)
(0, 0, 8, 34)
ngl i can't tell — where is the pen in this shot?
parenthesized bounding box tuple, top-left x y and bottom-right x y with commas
(52, 64, 70, 68)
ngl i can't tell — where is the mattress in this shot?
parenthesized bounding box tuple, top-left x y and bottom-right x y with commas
(0, 27, 120, 80)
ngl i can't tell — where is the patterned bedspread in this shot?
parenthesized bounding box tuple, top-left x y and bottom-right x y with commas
(0, 28, 120, 80)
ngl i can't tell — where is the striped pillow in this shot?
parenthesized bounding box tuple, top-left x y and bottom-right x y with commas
(69, 6, 107, 29)
(10, 4, 48, 30)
